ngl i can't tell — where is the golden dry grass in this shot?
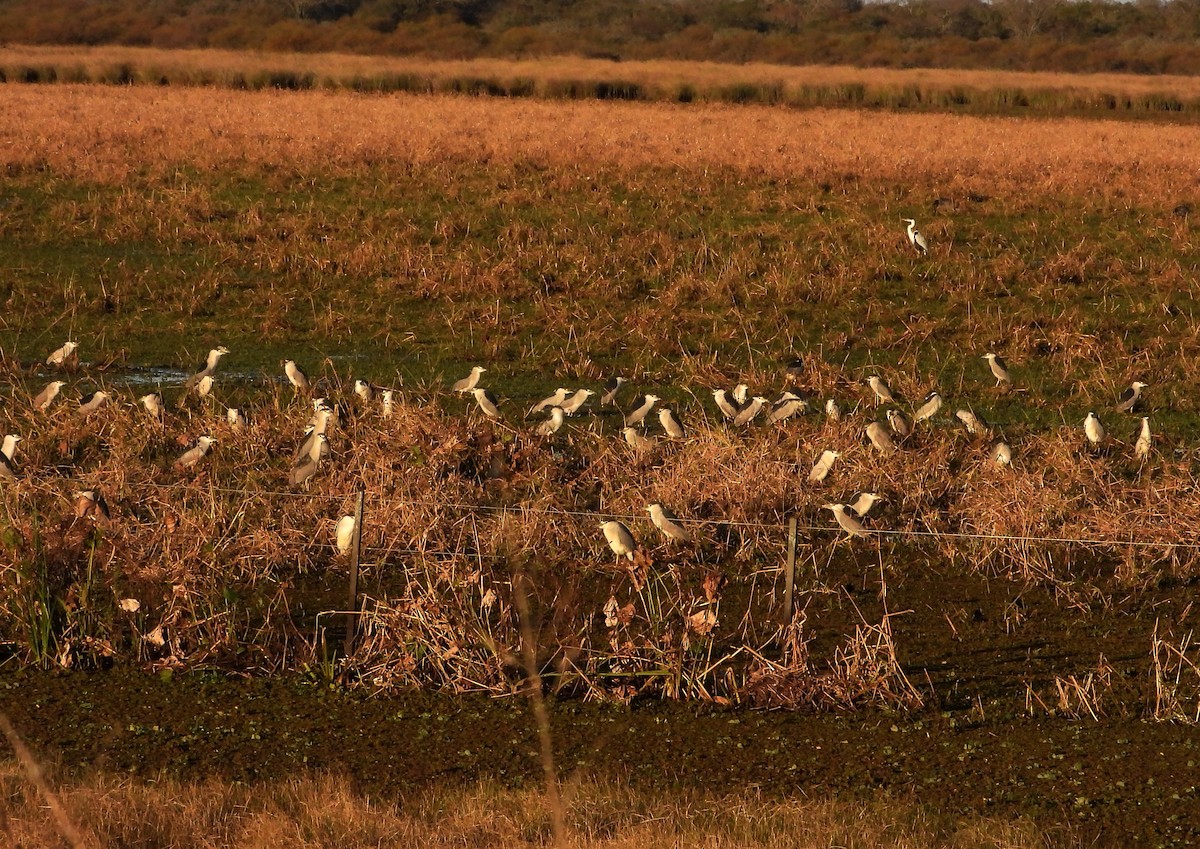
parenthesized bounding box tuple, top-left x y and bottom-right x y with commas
(9, 43, 1200, 102)
(0, 761, 1054, 849)
(0, 83, 1198, 203)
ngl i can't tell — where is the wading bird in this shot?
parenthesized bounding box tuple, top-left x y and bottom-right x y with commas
(381, 390, 395, 418)
(866, 422, 896, 455)
(712, 389, 741, 421)
(185, 346, 230, 392)
(600, 520, 636, 562)
(227, 407, 247, 433)
(1116, 381, 1148, 414)
(992, 439, 1013, 467)
(290, 433, 328, 487)
(74, 489, 110, 521)
(769, 392, 807, 424)
(647, 503, 690, 543)
(623, 427, 655, 452)
(284, 360, 310, 395)
(601, 376, 626, 406)
(867, 376, 896, 406)
(848, 492, 883, 519)
(1135, 417, 1152, 461)
(536, 407, 565, 436)
(887, 408, 912, 440)
(77, 390, 110, 417)
(734, 396, 769, 427)
(453, 366, 486, 394)
(559, 389, 594, 416)
(46, 341, 78, 367)
(982, 353, 1011, 387)
(33, 380, 67, 412)
(625, 394, 659, 427)
(354, 380, 376, 405)
(808, 449, 839, 483)
(530, 388, 570, 415)
(825, 399, 841, 421)
(174, 436, 215, 472)
(1085, 412, 1105, 449)
(659, 408, 685, 439)
(903, 218, 928, 254)
(1, 434, 19, 464)
(914, 391, 943, 424)
(140, 393, 164, 422)
(471, 387, 502, 419)
(824, 503, 868, 538)
(335, 515, 356, 556)
(955, 409, 990, 435)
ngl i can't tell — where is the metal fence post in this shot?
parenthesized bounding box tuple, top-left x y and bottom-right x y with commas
(344, 488, 365, 655)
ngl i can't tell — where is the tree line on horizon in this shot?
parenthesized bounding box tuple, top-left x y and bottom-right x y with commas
(4, 0, 1200, 74)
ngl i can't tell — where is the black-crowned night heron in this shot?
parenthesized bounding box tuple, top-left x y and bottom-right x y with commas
(1, 434, 20, 463)
(601, 376, 626, 406)
(140, 393, 164, 422)
(284, 360, 310, 395)
(195, 375, 215, 398)
(530, 388, 569, 415)
(77, 390, 110, 416)
(453, 366, 486, 394)
(913, 391, 943, 424)
(733, 384, 750, 405)
(1135, 416, 1152, 460)
(886, 408, 912, 439)
(734, 396, 769, 427)
(982, 353, 1010, 386)
(825, 398, 841, 421)
(769, 392, 807, 424)
(647, 503, 690, 542)
(290, 433, 328, 486)
(354, 380, 375, 404)
(992, 439, 1012, 466)
(955, 408, 990, 435)
(560, 389, 594, 416)
(1084, 411, 1105, 448)
(0, 450, 17, 481)
(785, 357, 804, 382)
(658, 408, 685, 439)
(335, 515, 356, 556)
(33, 380, 66, 412)
(74, 489, 110, 521)
(471, 387, 502, 419)
(294, 421, 332, 466)
(623, 427, 655, 451)
(600, 520, 636, 562)
(537, 406, 565, 436)
(625, 394, 659, 427)
(824, 503, 868, 538)
(227, 407, 247, 433)
(848, 491, 883, 518)
(173, 436, 215, 471)
(46, 341, 78, 367)
(867, 376, 896, 406)
(866, 421, 896, 455)
(185, 346, 230, 391)
(1116, 381, 1148, 414)
(808, 449, 839, 483)
(903, 218, 928, 254)
(712, 389, 741, 421)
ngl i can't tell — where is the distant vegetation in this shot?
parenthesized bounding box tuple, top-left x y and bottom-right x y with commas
(4, 0, 1200, 74)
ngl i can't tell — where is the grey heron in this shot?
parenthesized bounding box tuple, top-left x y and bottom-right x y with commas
(647, 503, 690, 543)
(559, 389, 594, 416)
(867, 376, 896, 406)
(601, 376, 626, 406)
(824, 503, 868, 538)
(808, 449, 839, 483)
(1115, 381, 1148, 414)
(982, 353, 1010, 386)
(471, 387, 502, 419)
(33, 380, 66, 412)
(77, 391, 110, 417)
(173, 436, 215, 472)
(625, 394, 659, 427)
(600, 520, 637, 562)
(46, 341, 78, 367)
(866, 421, 896, 455)
(734, 396, 769, 427)
(913, 391, 943, 424)
(903, 218, 928, 254)
(284, 360, 310, 395)
(453, 366, 486, 394)
(530, 388, 570, 415)
(659, 408, 685, 439)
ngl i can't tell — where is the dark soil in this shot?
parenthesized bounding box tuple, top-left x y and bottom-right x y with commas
(5, 556, 1200, 846)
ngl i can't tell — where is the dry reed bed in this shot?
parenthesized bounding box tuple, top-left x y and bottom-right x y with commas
(0, 764, 1051, 849)
(0, 366, 1196, 703)
(2, 85, 1200, 203)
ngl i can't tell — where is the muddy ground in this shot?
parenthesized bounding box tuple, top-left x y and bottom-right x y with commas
(4, 553, 1200, 846)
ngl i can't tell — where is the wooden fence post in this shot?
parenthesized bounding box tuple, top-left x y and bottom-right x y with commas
(344, 488, 365, 655)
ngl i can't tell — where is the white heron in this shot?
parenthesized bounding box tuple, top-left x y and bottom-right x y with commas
(903, 218, 928, 254)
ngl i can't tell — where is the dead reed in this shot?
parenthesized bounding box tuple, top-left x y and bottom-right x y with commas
(0, 761, 1054, 849)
